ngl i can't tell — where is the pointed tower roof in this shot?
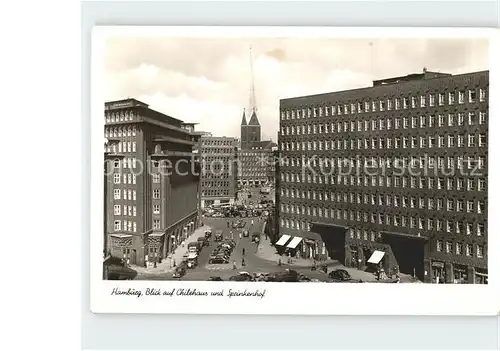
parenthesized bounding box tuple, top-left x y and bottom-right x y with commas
(248, 108, 260, 126)
(241, 108, 247, 126)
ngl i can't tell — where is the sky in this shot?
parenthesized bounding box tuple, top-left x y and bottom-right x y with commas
(104, 37, 488, 141)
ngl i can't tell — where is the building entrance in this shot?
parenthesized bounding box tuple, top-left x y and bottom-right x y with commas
(385, 234, 425, 280)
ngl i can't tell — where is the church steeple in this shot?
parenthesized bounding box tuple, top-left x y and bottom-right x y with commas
(241, 108, 247, 126)
(248, 108, 260, 126)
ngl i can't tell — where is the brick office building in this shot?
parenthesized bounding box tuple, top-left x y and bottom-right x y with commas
(277, 70, 488, 283)
(198, 134, 238, 208)
(238, 140, 277, 187)
(104, 98, 202, 267)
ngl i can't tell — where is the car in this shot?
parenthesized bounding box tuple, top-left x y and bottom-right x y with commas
(242, 230, 249, 238)
(272, 269, 300, 282)
(173, 266, 187, 278)
(238, 221, 246, 228)
(207, 276, 224, 281)
(209, 256, 230, 264)
(229, 274, 254, 281)
(328, 269, 351, 282)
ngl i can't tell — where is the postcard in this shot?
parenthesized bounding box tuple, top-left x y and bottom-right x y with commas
(90, 26, 499, 315)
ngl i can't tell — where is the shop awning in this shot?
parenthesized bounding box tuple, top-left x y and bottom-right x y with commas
(287, 236, 303, 249)
(367, 250, 385, 264)
(275, 235, 291, 246)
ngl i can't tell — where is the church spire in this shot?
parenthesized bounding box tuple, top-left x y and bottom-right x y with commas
(241, 108, 247, 126)
(249, 45, 257, 113)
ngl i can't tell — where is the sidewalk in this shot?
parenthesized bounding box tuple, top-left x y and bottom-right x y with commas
(132, 225, 210, 275)
(255, 235, 337, 268)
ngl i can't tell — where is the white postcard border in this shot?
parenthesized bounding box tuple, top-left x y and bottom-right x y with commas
(90, 26, 500, 315)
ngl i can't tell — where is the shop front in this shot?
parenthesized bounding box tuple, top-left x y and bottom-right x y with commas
(367, 250, 386, 277)
(453, 264, 468, 284)
(474, 268, 488, 284)
(431, 261, 446, 284)
(275, 234, 292, 255)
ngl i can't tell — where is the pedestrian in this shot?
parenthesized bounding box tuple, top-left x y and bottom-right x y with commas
(242, 248, 245, 256)
(241, 258, 246, 266)
(232, 261, 237, 270)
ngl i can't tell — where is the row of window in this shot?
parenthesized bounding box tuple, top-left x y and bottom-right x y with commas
(201, 181, 231, 188)
(281, 155, 486, 171)
(280, 173, 486, 191)
(113, 141, 137, 153)
(280, 133, 486, 152)
(200, 149, 235, 154)
(280, 213, 485, 236)
(113, 173, 137, 185)
(112, 158, 138, 169)
(436, 240, 485, 258)
(105, 110, 136, 123)
(280, 112, 487, 135)
(201, 156, 233, 162)
(280, 89, 487, 120)
(105, 126, 137, 137)
(280, 194, 487, 214)
(113, 188, 137, 200)
(113, 219, 137, 232)
(113, 204, 137, 216)
(201, 139, 235, 146)
(201, 190, 231, 197)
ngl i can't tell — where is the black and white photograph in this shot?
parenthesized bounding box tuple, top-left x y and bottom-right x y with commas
(91, 26, 498, 315)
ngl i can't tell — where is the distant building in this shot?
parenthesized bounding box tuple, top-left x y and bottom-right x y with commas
(198, 135, 238, 208)
(277, 70, 488, 284)
(238, 140, 277, 187)
(104, 98, 202, 267)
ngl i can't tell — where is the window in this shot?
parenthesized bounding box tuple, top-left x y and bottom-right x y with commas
(479, 134, 486, 147)
(477, 246, 484, 258)
(468, 112, 476, 125)
(469, 90, 476, 103)
(477, 223, 485, 237)
(113, 173, 120, 184)
(480, 88, 486, 102)
(468, 134, 475, 147)
(114, 220, 121, 231)
(466, 244, 473, 256)
(437, 240, 443, 252)
(153, 220, 160, 229)
(429, 94, 435, 107)
(477, 200, 485, 214)
(411, 97, 417, 108)
(446, 241, 452, 253)
(113, 205, 121, 215)
(438, 93, 445, 106)
(456, 243, 463, 255)
(153, 189, 160, 199)
(479, 179, 486, 191)
(113, 189, 121, 200)
(457, 113, 464, 126)
(153, 173, 160, 183)
(153, 204, 160, 214)
(448, 92, 455, 105)
(458, 90, 465, 104)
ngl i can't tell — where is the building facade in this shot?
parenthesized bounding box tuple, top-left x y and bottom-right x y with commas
(277, 70, 488, 283)
(199, 134, 238, 208)
(238, 140, 277, 187)
(104, 98, 202, 267)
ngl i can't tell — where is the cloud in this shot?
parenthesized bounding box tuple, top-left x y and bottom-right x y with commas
(105, 37, 489, 141)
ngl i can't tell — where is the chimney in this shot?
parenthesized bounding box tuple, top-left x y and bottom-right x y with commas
(423, 67, 427, 73)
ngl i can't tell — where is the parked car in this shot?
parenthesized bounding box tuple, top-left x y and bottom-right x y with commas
(229, 273, 254, 281)
(273, 269, 300, 282)
(204, 229, 212, 239)
(209, 255, 230, 264)
(173, 265, 187, 278)
(238, 221, 246, 228)
(207, 276, 223, 281)
(242, 230, 249, 238)
(329, 269, 351, 282)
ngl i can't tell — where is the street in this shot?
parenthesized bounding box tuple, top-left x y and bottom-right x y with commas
(136, 216, 333, 281)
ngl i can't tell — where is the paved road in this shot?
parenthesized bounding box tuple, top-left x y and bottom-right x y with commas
(136, 216, 333, 282)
